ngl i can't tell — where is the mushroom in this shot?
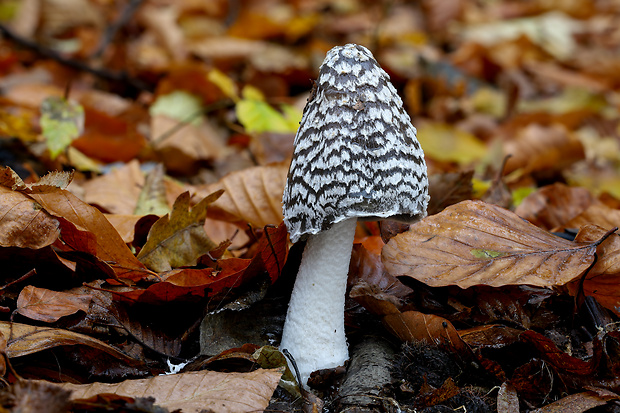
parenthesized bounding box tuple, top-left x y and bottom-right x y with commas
(280, 44, 429, 388)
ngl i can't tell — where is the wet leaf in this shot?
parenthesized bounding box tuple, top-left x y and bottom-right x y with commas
(137, 191, 222, 272)
(382, 200, 599, 288)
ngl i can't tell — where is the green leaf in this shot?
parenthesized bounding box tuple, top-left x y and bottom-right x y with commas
(40, 96, 84, 160)
(236, 86, 301, 134)
(150, 91, 203, 125)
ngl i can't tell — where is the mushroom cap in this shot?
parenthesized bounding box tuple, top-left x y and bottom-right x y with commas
(283, 44, 429, 243)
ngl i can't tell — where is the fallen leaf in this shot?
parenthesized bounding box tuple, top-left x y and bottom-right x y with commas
(16, 285, 92, 323)
(383, 310, 470, 355)
(565, 203, 620, 231)
(382, 200, 599, 288)
(40, 96, 84, 159)
(568, 225, 620, 315)
(531, 389, 619, 413)
(81, 160, 144, 215)
(202, 163, 288, 228)
(416, 122, 487, 165)
(427, 170, 474, 215)
(515, 183, 595, 230)
(27, 188, 148, 281)
(0, 321, 141, 365)
(0, 186, 60, 249)
(55, 368, 283, 413)
(503, 124, 584, 175)
(137, 191, 222, 272)
(497, 382, 520, 413)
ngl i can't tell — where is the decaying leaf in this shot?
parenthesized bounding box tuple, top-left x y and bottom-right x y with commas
(16, 285, 92, 323)
(54, 368, 283, 413)
(137, 191, 222, 272)
(382, 200, 600, 288)
(202, 163, 288, 228)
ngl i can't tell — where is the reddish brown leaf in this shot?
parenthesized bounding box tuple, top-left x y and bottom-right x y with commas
(382, 200, 598, 288)
(27, 188, 148, 281)
(383, 310, 470, 355)
(16, 285, 92, 323)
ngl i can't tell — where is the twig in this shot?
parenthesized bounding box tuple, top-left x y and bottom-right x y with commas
(91, 0, 145, 59)
(0, 24, 152, 92)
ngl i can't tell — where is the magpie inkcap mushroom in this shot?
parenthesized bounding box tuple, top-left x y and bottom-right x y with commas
(280, 43, 429, 388)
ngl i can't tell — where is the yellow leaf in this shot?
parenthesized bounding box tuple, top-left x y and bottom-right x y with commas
(417, 122, 487, 164)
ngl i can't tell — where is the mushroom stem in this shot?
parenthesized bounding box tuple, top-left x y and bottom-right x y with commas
(280, 217, 357, 387)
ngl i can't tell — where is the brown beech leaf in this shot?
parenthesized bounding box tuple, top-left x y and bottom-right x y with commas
(16, 285, 92, 323)
(503, 124, 584, 175)
(531, 389, 619, 413)
(201, 163, 288, 228)
(382, 200, 599, 288)
(427, 170, 474, 215)
(383, 310, 470, 355)
(81, 159, 144, 215)
(55, 368, 283, 413)
(137, 191, 222, 272)
(0, 321, 141, 365)
(565, 203, 620, 231)
(27, 188, 148, 281)
(0, 187, 60, 249)
(515, 183, 595, 230)
(568, 225, 620, 315)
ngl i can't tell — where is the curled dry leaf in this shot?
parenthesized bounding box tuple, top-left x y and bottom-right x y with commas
(382, 200, 599, 288)
(54, 368, 283, 413)
(28, 188, 148, 281)
(0, 321, 141, 366)
(569, 225, 620, 315)
(137, 191, 222, 272)
(16, 285, 92, 323)
(201, 163, 288, 228)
